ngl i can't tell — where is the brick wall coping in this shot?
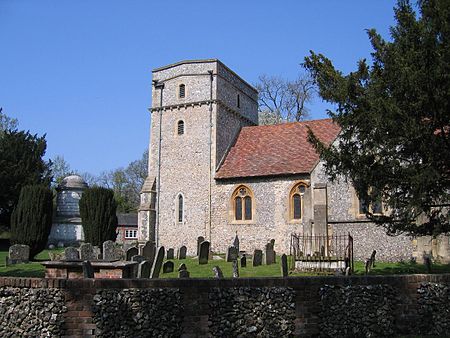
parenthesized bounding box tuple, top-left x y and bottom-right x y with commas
(1, 274, 450, 290)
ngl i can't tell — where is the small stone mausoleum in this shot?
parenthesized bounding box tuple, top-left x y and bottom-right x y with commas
(48, 175, 87, 245)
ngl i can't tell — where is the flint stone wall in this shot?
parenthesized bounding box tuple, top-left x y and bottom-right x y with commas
(209, 287, 295, 337)
(2, 275, 450, 337)
(417, 282, 450, 335)
(0, 287, 66, 337)
(92, 288, 182, 337)
(320, 285, 398, 337)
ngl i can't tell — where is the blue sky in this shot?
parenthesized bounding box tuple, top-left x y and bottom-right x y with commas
(0, 0, 397, 175)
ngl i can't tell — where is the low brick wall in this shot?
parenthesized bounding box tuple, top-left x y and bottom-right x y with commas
(1, 275, 450, 337)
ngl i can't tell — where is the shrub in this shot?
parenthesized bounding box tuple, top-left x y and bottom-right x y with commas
(79, 186, 118, 246)
(10, 185, 53, 258)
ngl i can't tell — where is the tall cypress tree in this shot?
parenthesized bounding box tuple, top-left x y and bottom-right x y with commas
(304, 0, 450, 236)
(79, 187, 118, 246)
(10, 185, 53, 258)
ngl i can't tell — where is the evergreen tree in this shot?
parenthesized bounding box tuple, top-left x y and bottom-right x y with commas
(10, 185, 53, 258)
(0, 130, 52, 228)
(79, 187, 118, 246)
(304, 0, 450, 236)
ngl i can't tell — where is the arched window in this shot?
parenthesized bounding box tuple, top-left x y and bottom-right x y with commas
(177, 120, 185, 135)
(231, 185, 254, 222)
(290, 182, 307, 221)
(177, 193, 184, 223)
(237, 94, 240, 108)
(179, 84, 185, 98)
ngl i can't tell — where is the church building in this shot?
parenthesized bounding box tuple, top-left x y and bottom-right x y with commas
(138, 59, 432, 262)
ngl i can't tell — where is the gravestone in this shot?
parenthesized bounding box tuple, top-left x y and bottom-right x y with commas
(178, 263, 190, 278)
(142, 241, 156, 264)
(370, 250, 377, 268)
(80, 243, 96, 261)
(93, 246, 102, 259)
(198, 241, 210, 265)
(82, 261, 94, 278)
(126, 247, 139, 261)
(138, 261, 151, 278)
(150, 246, 165, 278)
(7, 244, 30, 265)
(197, 236, 205, 256)
(132, 255, 146, 263)
(178, 246, 187, 259)
(265, 242, 275, 265)
(163, 261, 174, 273)
(213, 266, 224, 278)
(232, 259, 239, 278)
(240, 254, 247, 268)
(281, 254, 288, 277)
(424, 255, 432, 273)
(64, 247, 80, 261)
(233, 232, 240, 252)
(103, 240, 117, 261)
(252, 249, 262, 267)
(167, 248, 174, 260)
(115, 247, 126, 261)
(226, 246, 238, 262)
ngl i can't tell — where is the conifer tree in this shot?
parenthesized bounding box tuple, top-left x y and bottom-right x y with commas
(0, 130, 52, 228)
(79, 187, 118, 246)
(304, 0, 450, 236)
(10, 185, 53, 258)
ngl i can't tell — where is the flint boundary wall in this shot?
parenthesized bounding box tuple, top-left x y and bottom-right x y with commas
(1, 274, 450, 337)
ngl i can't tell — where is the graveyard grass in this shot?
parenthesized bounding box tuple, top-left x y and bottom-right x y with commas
(2, 249, 450, 278)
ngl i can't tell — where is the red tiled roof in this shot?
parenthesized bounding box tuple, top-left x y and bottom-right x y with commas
(215, 118, 341, 179)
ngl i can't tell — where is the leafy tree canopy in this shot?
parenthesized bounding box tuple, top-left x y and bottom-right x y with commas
(0, 130, 52, 228)
(304, 0, 450, 236)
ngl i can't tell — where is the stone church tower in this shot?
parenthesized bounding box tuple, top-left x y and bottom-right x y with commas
(139, 59, 258, 250)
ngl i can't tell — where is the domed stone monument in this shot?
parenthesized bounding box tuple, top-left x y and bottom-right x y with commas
(48, 175, 88, 245)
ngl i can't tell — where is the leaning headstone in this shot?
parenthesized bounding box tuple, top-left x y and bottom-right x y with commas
(103, 240, 117, 261)
(163, 261, 174, 273)
(232, 260, 239, 278)
(64, 247, 80, 261)
(142, 241, 156, 263)
(80, 243, 96, 261)
(226, 246, 238, 262)
(178, 246, 187, 259)
(150, 246, 165, 278)
(137, 261, 151, 278)
(370, 250, 377, 268)
(126, 247, 139, 261)
(167, 248, 174, 260)
(198, 241, 210, 264)
(240, 254, 247, 268)
(197, 236, 205, 255)
(213, 266, 224, 278)
(132, 255, 146, 263)
(82, 261, 94, 278)
(8, 244, 30, 265)
(178, 263, 190, 278)
(281, 254, 288, 277)
(252, 249, 263, 267)
(233, 232, 240, 252)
